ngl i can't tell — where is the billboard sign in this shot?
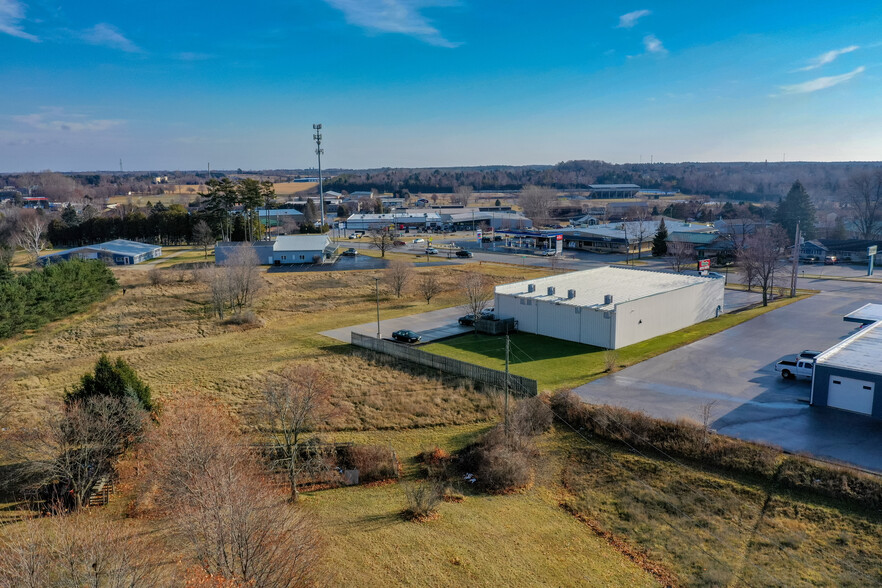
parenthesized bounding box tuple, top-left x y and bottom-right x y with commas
(698, 258, 711, 271)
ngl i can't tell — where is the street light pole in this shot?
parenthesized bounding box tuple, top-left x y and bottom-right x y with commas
(313, 124, 325, 231)
(374, 277, 381, 339)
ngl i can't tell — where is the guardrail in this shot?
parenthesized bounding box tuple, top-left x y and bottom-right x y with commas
(351, 332, 537, 397)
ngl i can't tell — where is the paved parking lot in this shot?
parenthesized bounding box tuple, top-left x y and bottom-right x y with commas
(574, 279, 882, 471)
(320, 306, 471, 344)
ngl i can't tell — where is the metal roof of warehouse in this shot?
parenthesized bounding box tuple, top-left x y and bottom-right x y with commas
(816, 320, 882, 374)
(41, 239, 160, 259)
(495, 266, 716, 310)
(844, 303, 882, 325)
(273, 235, 333, 250)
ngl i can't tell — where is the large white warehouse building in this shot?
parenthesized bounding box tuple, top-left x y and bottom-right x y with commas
(494, 266, 725, 349)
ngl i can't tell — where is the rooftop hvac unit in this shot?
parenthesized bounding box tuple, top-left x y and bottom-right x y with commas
(604, 294, 613, 305)
(527, 283, 536, 293)
(567, 289, 576, 299)
(547, 286, 556, 296)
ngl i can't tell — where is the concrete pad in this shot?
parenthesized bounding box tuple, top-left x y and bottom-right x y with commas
(321, 306, 470, 344)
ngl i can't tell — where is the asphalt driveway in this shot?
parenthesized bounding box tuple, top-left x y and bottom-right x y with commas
(573, 280, 882, 471)
(320, 306, 472, 344)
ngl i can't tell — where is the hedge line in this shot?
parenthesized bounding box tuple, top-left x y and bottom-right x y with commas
(551, 390, 882, 511)
(0, 260, 118, 339)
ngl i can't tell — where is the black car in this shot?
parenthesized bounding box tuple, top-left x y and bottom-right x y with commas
(341, 248, 358, 256)
(392, 329, 421, 343)
(458, 314, 476, 326)
(455, 250, 473, 258)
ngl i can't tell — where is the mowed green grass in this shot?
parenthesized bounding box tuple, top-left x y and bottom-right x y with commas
(424, 293, 810, 391)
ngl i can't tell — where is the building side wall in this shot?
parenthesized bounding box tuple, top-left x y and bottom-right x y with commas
(613, 279, 724, 348)
(811, 365, 882, 419)
(495, 293, 614, 348)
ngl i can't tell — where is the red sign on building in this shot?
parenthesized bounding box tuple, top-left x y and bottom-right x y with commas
(698, 259, 711, 271)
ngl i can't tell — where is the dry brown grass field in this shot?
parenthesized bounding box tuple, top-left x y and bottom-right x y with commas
(0, 261, 551, 430)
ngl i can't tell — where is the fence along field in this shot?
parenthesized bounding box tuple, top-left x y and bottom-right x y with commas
(351, 332, 538, 397)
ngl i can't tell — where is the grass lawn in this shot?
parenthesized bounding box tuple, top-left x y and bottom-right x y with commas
(423, 293, 811, 391)
(304, 425, 657, 588)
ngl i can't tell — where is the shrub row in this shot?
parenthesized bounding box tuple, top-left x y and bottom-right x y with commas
(550, 390, 882, 511)
(0, 259, 118, 339)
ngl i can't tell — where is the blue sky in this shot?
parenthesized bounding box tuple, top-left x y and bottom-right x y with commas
(1, 1, 881, 171)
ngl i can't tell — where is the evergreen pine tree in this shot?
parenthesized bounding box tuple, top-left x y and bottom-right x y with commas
(651, 218, 668, 257)
(773, 180, 817, 241)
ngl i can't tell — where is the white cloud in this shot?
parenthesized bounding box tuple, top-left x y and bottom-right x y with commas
(13, 110, 124, 132)
(643, 34, 666, 54)
(323, 0, 459, 48)
(778, 66, 865, 95)
(796, 45, 859, 71)
(617, 9, 650, 29)
(81, 23, 141, 53)
(0, 0, 38, 41)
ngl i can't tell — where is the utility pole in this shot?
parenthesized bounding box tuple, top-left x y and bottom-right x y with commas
(313, 124, 325, 231)
(504, 334, 510, 437)
(374, 277, 381, 339)
(790, 221, 800, 298)
(119, 159, 123, 174)
(207, 162, 210, 182)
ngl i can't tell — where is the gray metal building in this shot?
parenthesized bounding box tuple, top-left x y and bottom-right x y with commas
(215, 235, 336, 265)
(39, 239, 162, 265)
(494, 266, 725, 349)
(811, 304, 882, 418)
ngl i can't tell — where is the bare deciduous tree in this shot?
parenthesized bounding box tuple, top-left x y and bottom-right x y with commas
(417, 272, 443, 305)
(260, 364, 334, 500)
(205, 244, 263, 319)
(629, 206, 652, 259)
(385, 259, 413, 298)
(452, 185, 473, 207)
(741, 226, 787, 306)
(519, 185, 557, 226)
(845, 171, 882, 239)
(16, 212, 48, 262)
(192, 219, 215, 258)
(144, 396, 321, 588)
(367, 227, 398, 258)
(667, 240, 695, 273)
(0, 511, 159, 587)
(460, 272, 493, 333)
(12, 396, 147, 510)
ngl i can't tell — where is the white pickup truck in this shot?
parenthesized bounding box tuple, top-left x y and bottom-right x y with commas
(775, 352, 818, 380)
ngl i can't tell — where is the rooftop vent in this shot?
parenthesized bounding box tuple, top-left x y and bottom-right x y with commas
(547, 286, 556, 296)
(567, 289, 576, 299)
(527, 283, 536, 293)
(604, 294, 613, 305)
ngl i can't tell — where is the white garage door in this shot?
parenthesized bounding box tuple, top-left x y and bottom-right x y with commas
(827, 375, 875, 415)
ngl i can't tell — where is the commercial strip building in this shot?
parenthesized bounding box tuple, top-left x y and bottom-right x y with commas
(343, 208, 531, 232)
(811, 304, 882, 418)
(39, 239, 162, 265)
(215, 234, 336, 266)
(496, 219, 715, 255)
(494, 266, 725, 349)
